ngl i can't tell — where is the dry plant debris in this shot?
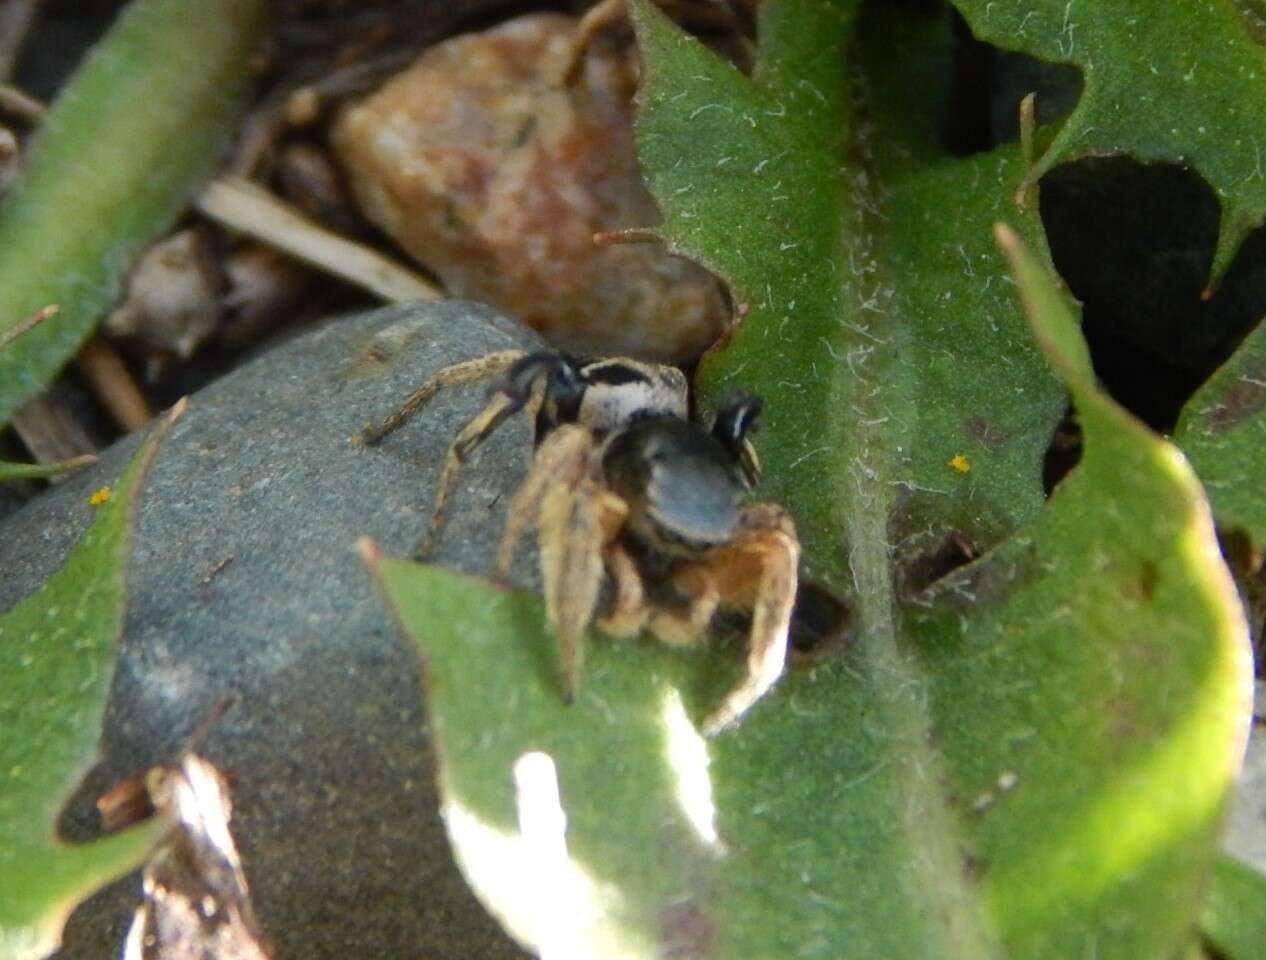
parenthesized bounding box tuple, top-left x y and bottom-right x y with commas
(104, 228, 223, 372)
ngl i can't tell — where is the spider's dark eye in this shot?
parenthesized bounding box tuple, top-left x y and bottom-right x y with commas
(711, 394, 763, 488)
(712, 395, 762, 451)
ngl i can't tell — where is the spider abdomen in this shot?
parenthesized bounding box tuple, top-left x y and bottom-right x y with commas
(601, 417, 745, 555)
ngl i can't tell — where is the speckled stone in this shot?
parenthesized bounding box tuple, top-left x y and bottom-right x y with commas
(0, 302, 542, 960)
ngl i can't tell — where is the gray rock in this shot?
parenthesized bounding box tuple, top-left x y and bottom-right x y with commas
(0, 302, 545, 960)
(1224, 684, 1266, 872)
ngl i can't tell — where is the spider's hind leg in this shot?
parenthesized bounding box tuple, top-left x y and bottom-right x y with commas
(359, 349, 530, 558)
(360, 349, 526, 446)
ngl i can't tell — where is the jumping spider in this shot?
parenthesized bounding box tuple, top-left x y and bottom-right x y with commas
(362, 349, 800, 734)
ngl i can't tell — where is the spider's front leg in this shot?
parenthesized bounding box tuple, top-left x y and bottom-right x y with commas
(495, 425, 626, 701)
(698, 502, 799, 736)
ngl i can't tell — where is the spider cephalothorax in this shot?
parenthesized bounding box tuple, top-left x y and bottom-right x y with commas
(363, 349, 799, 734)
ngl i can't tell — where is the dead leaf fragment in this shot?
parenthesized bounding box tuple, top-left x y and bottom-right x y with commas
(118, 755, 271, 960)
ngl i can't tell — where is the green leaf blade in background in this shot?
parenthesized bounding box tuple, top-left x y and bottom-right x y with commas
(949, 0, 1266, 283)
(0, 0, 271, 428)
(0, 455, 96, 483)
(1200, 854, 1266, 959)
(0, 406, 178, 960)
(631, 0, 853, 583)
(634, 4, 1069, 951)
(1173, 310, 1266, 549)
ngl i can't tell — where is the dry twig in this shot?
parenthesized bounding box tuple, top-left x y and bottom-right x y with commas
(0, 302, 57, 350)
(196, 176, 442, 302)
(0, 0, 43, 85)
(76, 336, 154, 431)
(0, 82, 43, 122)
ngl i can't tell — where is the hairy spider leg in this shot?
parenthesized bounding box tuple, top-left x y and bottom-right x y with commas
(594, 506, 796, 735)
(416, 389, 521, 559)
(359, 349, 536, 558)
(596, 541, 648, 637)
(539, 480, 632, 701)
(494, 424, 594, 580)
(360, 349, 527, 446)
(491, 425, 629, 701)
(696, 502, 799, 735)
(646, 565, 722, 648)
(598, 555, 723, 648)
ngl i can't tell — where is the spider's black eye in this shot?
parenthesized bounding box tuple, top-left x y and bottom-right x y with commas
(712, 394, 763, 451)
(712, 393, 763, 488)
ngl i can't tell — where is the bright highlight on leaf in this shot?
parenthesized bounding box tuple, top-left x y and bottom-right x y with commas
(0, 402, 181, 960)
(659, 688, 721, 852)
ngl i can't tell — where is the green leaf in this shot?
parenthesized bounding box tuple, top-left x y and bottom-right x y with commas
(0, 0, 271, 428)
(1199, 854, 1266, 958)
(1172, 309, 1266, 550)
(949, 0, 1266, 283)
(0, 404, 179, 960)
(367, 551, 730, 959)
(369, 223, 1249, 950)
(371, 324, 1249, 952)
(635, 0, 1066, 585)
(938, 225, 1251, 955)
(371, 4, 1252, 956)
(0, 455, 97, 483)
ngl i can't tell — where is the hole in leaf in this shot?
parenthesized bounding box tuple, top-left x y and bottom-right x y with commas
(898, 532, 978, 599)
(1041, 156, 1266, 431)
(1041, 403, 1081, 495)
(939, 5, 1082, 156)
(788, 580, 853, 663)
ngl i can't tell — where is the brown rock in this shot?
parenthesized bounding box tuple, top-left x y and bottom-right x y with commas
(331, 13, 727, 362)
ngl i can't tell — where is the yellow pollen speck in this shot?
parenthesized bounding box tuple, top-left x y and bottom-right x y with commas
(88, 487, 112, 506)
(949, 454, 971, 474)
